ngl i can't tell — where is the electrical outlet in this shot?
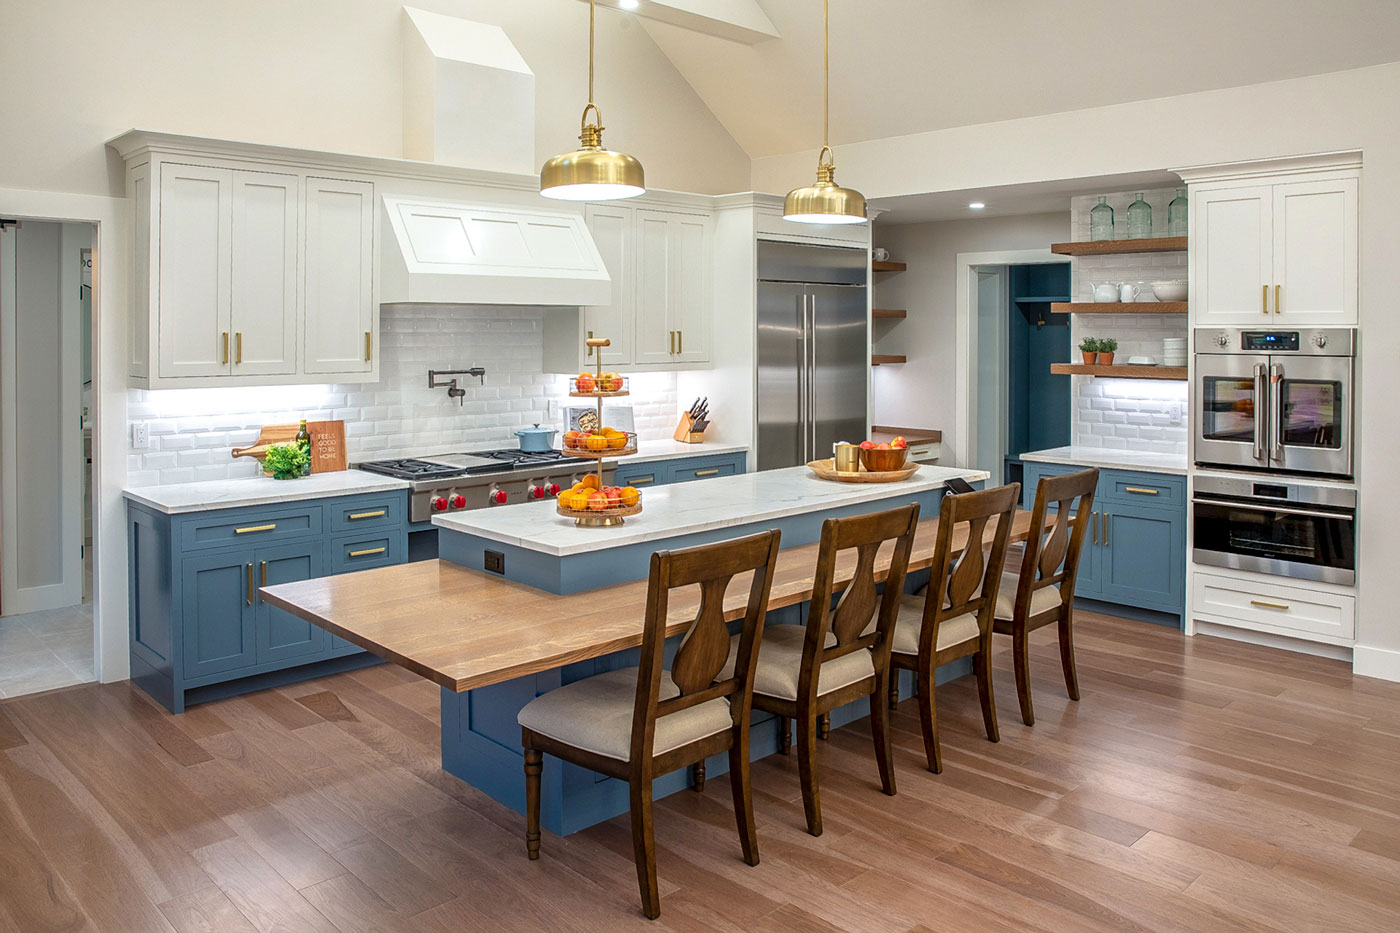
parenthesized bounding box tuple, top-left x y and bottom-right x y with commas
(484, 550, 505, 575)
(1168, 402, 1183, 425)
(131, 422, 150, 449)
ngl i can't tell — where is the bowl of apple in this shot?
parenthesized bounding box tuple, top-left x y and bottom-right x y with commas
(858, 436, 909, 473)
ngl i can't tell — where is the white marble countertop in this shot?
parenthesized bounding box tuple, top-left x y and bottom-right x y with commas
(124, 471, 411, 515)
(433, 463, 991, 557)
(1020, 446, 1186, 475)
(624, 439, 749, 465)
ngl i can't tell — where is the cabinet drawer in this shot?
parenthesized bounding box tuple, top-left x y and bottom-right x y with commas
(1191, 571, 1354, 642)
(180, 504, 322, 551)
(330, 533, 404, 574)
(328, 493, 405, 533)
(614, 464, 668, 488)
(1099, 471, 1185, 508)
(670, 455, 743, 484)
(907, 443, 939, 463)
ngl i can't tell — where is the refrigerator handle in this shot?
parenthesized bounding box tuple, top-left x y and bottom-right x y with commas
(806, 293, 815, 461)
(797, 294, 808, 462)
(1269, 363, 1285, 463)
(1252, 363, 1267, 462)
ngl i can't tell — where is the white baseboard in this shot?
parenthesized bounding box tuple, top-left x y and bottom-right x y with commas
(1192, 620, 1353, 661)
(1353, 644, 1400, 683)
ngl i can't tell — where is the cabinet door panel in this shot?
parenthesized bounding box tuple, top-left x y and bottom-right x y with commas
(632, 211, 674, 366)
(255, 541, 328, 664)
(583, 205, 633, 366)
(1192, 186, 1272, 325)
(304, 177, 374, 374)
(231, 171, 298, 375)
(158, 163, 232, 377)
(668, 213, 710, 362)
(1273, 179, 1357, 324)
(1098, 507, 1183, 610)
(181, 552, 255, 678)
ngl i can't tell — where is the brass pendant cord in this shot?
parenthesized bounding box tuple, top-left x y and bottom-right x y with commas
(823, 0, 828, 151)
(588, 0, 595, 110)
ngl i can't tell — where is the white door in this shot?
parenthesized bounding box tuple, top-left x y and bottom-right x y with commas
(1191, 186, 1273, 325)
(668, 213, 710, 363)
(303, 177, 374, 375)
(158, 163, 232, 377)
(231, 170, 298, 376)
(583, 204, 633, 367)
(632, 210, 675, 366)
(1272, 178, 1357, 324)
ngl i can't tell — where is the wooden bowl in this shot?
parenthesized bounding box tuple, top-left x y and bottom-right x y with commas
(859, 447, 908, 472)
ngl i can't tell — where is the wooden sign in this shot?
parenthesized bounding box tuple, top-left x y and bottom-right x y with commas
(307, 421, 347, 474)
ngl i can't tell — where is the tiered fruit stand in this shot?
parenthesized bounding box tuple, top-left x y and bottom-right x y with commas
(557, 337, 643, 527)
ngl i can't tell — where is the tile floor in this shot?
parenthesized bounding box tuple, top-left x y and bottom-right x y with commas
(0, 601, 94, 697)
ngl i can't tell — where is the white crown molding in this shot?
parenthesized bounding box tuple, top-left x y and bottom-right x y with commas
(1172, 149, 1362, 184)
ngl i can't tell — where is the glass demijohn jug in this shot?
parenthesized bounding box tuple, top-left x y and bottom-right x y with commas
(1167, 188, 1188, 237)
(1089, 196, 1114, 241)
(1126, 192, 1152, 239)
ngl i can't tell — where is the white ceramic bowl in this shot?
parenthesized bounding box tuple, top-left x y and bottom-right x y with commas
(1150, 280, 1188, 302)
(1127, 355, 1156, 365)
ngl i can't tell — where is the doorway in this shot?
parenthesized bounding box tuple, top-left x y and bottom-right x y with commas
(0, 219, 96, 696)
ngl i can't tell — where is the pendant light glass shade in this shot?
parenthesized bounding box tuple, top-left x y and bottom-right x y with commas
(783, 0, 866, 225)
(541, 0, 645, 201)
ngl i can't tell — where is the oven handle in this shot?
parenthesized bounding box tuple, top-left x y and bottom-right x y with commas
(1193, 499, 1354, 523)
(1269, 363, 1284, 462)
(1252, 363, 1267, 462)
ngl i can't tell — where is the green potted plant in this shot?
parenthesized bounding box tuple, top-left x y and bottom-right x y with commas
(263, 442, 309, 481)
(1097, 337, 1118, 366)
(1078, 336, 1100, 365)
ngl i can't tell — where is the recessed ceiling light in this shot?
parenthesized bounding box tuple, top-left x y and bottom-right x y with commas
(619, 0, 639, 9)
(968, 202, 986, 210)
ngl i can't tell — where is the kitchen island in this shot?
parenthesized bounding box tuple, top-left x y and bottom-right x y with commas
(261, 463, 999, 835)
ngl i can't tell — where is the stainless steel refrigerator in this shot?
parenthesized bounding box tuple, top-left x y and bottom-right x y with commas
(756, 241, 868, 471)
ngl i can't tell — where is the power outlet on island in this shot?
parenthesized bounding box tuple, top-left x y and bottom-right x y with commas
(484, 550, 505, 575)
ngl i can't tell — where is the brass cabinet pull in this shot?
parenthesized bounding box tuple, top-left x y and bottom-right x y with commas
(260, 561, 267, 587)
(246, 563, 254, 605)
(364, 331, 372, 362)
(667, 330, 674, 354)
(694, 468, 719, 477)
(348, 510, 386, 520)
(1103, 512, 1110, 546)
(234, 523, 276, 534)
(1250, 598, 1291, 611)
(349, 546, 387, 558)
(677, 330, 683, 354)
(1262, 284, 1269, 314)
(1124, 486, 1159, 495)
(1091, 512, 1097, 545)
(1275, 284, 1282, 315)
(587, 330, 594, 357)
(235, 332, 243, 364)
(631, 475, 655, 485)
(222, 331, 230, 364)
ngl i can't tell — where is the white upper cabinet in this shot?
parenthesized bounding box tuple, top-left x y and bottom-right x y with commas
(582, 205, 634, 367)
(303, 177, 375, 375)
(116, 137, 377, 388)
(664, 212, 709, 363)
(1186, 155, 1358, 327)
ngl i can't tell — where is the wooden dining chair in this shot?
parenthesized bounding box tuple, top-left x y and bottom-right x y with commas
(888, 484, 1019, 773)
(518, 529, 780, 920)
(993, 468, 1097, 726)
(735, 503, 920, 837)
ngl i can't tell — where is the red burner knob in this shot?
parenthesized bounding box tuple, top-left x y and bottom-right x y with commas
(450, 494, 466, 509)
(491, 488, 508, 504)
(431, 496, 448, 512)
(529, 485, 545, 499)
(547, 483, 561, 496)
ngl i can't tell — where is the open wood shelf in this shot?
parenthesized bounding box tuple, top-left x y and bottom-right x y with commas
(1015, 295, 1071, 303)
(1050, 236, 1187, 256)
(872, 260, 907, 272)
(1051, 363, 1187, 380)
(872, 355, 907, 366)
(872, 308, 907, 320)
(1051, 301, 1187, 315)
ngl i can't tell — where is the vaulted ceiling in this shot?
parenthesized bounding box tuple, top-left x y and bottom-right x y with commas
(640, 0, 1400, 159)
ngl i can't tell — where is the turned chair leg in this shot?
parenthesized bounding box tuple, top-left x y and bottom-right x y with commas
(916, 659, 942, 774)
(777, 716, 792, 755)
(818, 712, 831, 740)
(692, 760, 706, 792)
(630, 778, 661, 919)
(796, 713, 823, 836)
(975, 639, 1000, 744)
(1059, 612, 1081, 701)
(870, 673, 897, 796)
(524, 747, 543, 860)
(728, 733, 760, 867)
(1013, 624, 1035, 726)
(888, 670, 900, 710)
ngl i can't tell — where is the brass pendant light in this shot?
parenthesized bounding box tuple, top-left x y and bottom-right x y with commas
(783, 0, 866, 224)
(540, 0, 645, 201)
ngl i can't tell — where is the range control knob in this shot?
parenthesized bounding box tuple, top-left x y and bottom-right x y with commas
(430, 496, 448, 512)
(1215, 332, 1230, 348)
(529, 485, 545, 499)
(491, 487, 508, 505)
(450, 494, 467, 509)
(547, 482, 561, 496)
(1312, 333, 1328, 348)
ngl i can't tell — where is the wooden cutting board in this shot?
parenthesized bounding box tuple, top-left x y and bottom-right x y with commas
(230, 423, 299, 461)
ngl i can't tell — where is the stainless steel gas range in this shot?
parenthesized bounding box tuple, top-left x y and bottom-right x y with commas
(357, 449, 616, 522)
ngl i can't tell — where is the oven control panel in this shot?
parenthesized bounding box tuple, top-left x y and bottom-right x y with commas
(1241, 331, 1300, 351)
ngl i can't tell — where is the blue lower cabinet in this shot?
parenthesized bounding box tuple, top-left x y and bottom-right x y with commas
(1021, 462, 1185, 623)
(128, 490, 409, 713)
(612, 450, 746, 489)
(612, 462, 669, 488)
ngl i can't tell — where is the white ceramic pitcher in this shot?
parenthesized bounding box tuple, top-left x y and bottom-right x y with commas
(1119, 283, 1142, 302)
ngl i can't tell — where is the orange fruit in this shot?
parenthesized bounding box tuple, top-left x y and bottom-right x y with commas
(569, 492, 590, 511)
(620, 486, 640, 507)
(606, 434, 627, 449)
(585, 435, 608, 451)
(586, 490, 609, 511)
(579, 474, 600, 490)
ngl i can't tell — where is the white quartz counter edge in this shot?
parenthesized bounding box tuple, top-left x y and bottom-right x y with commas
(622, 440, 749, 465)
(433, 464, 992, 557)
(1020, 446, 1186, 476)
(123, 471, 411, 515)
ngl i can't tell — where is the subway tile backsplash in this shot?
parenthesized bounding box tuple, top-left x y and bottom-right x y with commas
(126, 305, 679, 487)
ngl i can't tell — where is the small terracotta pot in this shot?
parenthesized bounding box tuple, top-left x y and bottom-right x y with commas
(1097, 352, 1115, 366)
(1081, 351, 1096, 364)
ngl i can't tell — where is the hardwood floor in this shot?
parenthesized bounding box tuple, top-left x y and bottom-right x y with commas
(2, 609, 1399, 931)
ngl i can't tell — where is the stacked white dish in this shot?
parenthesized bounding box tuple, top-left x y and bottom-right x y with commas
(1162, 337, 1187, 367)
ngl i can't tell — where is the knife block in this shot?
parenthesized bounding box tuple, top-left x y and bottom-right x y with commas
(672, 412, 706, 444)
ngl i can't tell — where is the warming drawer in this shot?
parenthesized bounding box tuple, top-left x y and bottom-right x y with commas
(1191, 570, 1354, 644)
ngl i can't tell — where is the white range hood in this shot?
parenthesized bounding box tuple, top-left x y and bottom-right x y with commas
(380, 196, 611, 307)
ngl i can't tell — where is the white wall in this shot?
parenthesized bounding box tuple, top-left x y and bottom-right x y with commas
(761, 63, 1400, 673)
(125, 304, 680, 486)
(870, 213, 1069, 460)
(0, 0, 750, 198)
